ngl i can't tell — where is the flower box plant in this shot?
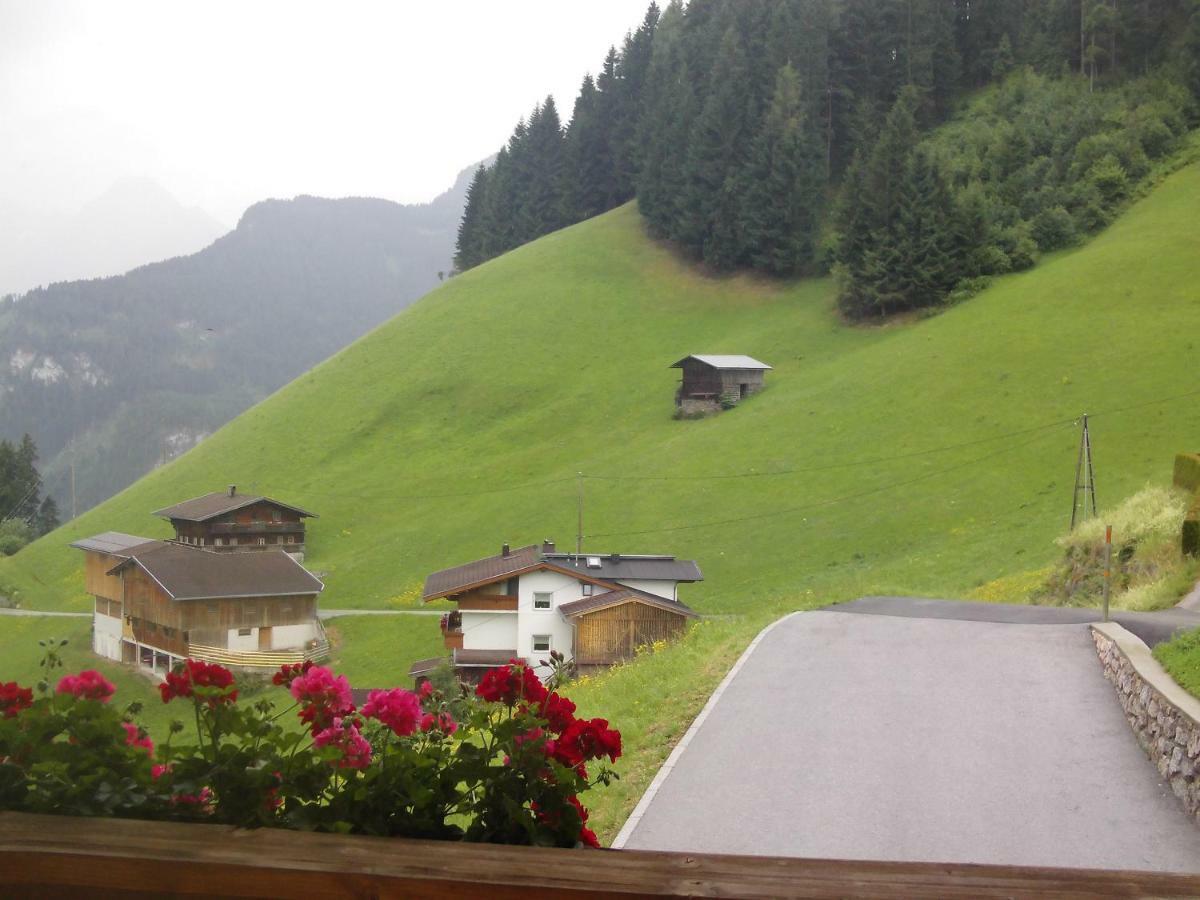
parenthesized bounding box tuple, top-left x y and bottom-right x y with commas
(0, 640, 618, 848)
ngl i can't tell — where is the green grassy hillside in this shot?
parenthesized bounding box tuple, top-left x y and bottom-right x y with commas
(6, 161, 1200, 617)
(3, 156, 1199, 842)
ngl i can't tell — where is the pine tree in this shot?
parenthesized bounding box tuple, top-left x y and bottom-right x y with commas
(610, 4, 661, 200)
(561, 75, 610, 222)
(739, 64, 825, 276)
(521, 97, 566, 237)
(454, 165, 491, 272)
(681, 23, 751, 263)
(35, 495, 59, 535)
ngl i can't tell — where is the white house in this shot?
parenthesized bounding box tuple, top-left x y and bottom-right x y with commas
(412, 540, 702, 681)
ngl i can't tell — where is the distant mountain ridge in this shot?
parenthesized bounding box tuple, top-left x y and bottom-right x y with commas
(0, 177, 228, 298)
(0, 161, 479, 515)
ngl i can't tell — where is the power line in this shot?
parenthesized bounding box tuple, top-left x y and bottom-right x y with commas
(584, 423, 1072, 540)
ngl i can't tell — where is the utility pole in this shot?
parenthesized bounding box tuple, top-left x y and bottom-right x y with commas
(70, 457, 76, 521)
(576, 472, 584, 562)
(1070, 414, 1098, 531)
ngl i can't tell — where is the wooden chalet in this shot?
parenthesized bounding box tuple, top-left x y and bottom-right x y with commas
(411, 541, 701, 681)
(73, 521, 326, 675)
(153, 485, 315, 558)
(671, 354, 772, 415)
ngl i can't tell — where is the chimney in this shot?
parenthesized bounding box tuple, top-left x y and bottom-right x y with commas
(542, 539, 555, 554)
(228, 484, 236, 497)
(501, 542, 510, 557)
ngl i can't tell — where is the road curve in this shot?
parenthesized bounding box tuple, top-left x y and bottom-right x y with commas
(617, 609, 1200, 872)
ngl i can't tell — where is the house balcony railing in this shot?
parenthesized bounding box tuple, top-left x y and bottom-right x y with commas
(207, 522, 305, 534)
(187, 621, 330, 670)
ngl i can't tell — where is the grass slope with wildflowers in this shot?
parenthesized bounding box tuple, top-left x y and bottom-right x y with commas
(3, 150, 1200, 842)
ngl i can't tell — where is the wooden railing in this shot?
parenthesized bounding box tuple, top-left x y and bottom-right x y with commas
(1, 812, 1198, 898)
(458, 593, 518, 611)
(186, 639, 329, 669)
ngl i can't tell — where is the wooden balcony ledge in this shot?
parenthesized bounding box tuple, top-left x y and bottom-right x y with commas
(2, 812, 1199, 898)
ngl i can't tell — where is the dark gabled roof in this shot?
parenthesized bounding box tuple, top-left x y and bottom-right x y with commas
(453, 648, 523, 667)
(107, 543, 323, 601)
(558, 587, 699, 620)
(424, 546, 702, 601)
(69, 531, 158, 557)
(152, 490, 316, 523)
(542, 553, 702, 584)
(406, 658, 448, 679)
(669, 354, 772, 371)
(423, 545, 541, 600)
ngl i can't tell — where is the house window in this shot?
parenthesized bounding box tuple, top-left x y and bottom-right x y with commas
(285, 535, 295, 544)
(581, 583, 594, 596)
(533, 592, 552, 610)
(256, 537, 267, 546)
(215, 537, 224, 547)
(271, 509, 282, 523)
(532, 635, 551, 653)
(237, 628, 252, 637)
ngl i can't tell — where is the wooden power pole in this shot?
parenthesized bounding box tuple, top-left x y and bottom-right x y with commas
(1070, 414, 1098, 531)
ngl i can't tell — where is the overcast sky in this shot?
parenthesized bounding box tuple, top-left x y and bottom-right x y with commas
(1, 0, 653, 225)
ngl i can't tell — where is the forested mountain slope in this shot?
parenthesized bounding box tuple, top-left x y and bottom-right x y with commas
(3, 148, 1199, 618)
(0, 163, 475, 515)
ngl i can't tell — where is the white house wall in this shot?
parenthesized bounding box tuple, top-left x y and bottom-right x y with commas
(613, 578, 676, 600)
(461, 612, 519, 652)
(517, 570, 582, 665)
(93, 611, 123, 661)
(270, 623, 318, 650)
(227, 627, 258, 651)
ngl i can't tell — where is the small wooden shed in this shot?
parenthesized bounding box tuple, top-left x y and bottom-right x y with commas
(671, 354, 772, 414)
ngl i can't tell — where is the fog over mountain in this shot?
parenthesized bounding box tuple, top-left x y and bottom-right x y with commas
(0, 161, 480, 516)
(0, 177, 228, 298)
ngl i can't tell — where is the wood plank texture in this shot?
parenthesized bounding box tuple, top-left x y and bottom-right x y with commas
(2, 812, 1199, 899)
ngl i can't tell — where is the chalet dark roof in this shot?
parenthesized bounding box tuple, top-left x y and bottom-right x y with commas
(107, 543, 323, 601)
(453, 648, 523, 667)
(406, 658, 447, 678)
(542, 553, 702, 584)
(152, 490, 316, 523)
(424, 545, 702, 601)
(69, 531, 158, 557)
(558, 587, 699, 620)
(423, 544, 541, 599)
(669, 354, 772, 370)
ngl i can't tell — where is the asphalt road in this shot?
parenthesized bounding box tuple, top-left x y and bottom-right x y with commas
(618, 609, 1200, 872)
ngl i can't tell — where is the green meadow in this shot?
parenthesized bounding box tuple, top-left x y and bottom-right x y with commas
(3, 153, 1200, 841)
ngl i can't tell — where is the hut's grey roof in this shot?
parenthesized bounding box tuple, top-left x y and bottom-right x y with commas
(669, 354, 772, 370)
(558, 587, 699, 620)
(453, 648, 523, 667)
(152, 490, 316, 523)
(107, 542, 323, 601)
(69, 531, 158, 557)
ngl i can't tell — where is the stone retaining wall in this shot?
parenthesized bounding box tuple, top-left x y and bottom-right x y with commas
(1092, 623, 1200, 821)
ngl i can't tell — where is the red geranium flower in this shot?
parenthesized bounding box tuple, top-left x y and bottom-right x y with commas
(476, 660, 547, 706)
(121, 721, 154, 756)
(55, 670, 115, 703)
(312, 718, 372, 769)
(272, 659, 313, 687)
(538, 692, 577, 734)
(419, 711, 457, 735)
(158, 660, 237, 705)
(290, 665, 354, 734)
(159, 668, 192, 703)
(549, 717, 622, 768)
(361, 688, 421, 737)
(0, 681, 33, 718)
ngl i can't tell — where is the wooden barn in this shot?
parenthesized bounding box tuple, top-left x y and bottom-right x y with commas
(153, 486, 316, 558)
(72, 488, 326, 674)
(671, 354, 772, 415)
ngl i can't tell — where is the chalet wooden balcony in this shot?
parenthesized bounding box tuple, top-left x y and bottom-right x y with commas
(207, 522, 305, 534)
(186, 640, 329, 670)
(4, 811, 1200, 898)
(457, 594, 518, 612)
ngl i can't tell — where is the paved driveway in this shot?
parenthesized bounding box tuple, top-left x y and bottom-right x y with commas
(617, 610, 1200, 872)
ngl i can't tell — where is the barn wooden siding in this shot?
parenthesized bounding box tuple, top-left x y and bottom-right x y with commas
(677, 360, 766, 402)
(83, 551, 125, 602)
(575, 603, 688, 665)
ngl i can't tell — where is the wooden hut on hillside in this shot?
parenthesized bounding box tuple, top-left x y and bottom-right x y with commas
(671, 354, 772, 415)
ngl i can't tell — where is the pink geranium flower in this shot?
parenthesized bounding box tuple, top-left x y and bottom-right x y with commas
(55, 670, 115, 703)
(361, 688, 421, 737)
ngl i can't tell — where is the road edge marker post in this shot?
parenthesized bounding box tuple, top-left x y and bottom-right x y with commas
(1103, 524, 1112, 622)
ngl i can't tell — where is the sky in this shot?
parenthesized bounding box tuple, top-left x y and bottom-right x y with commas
(0, 0, 654, 225)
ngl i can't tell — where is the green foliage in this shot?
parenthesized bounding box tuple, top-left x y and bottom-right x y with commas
(0, 520, 33, 557)
(1031, 206, 1078, 251)
(1036, 486, 1191, 608)
(1174, 453, 1200, 493)
(1155, 624, 1200, 699)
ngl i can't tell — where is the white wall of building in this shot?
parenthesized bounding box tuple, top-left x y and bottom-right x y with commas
(517, 570, 581, 665)
(461, 612, 519, 652)
(92, 611, 123, 661)
(271, 622, 318, 650)
(228, 627, 258, 651)
(614, 578, 676, 600)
